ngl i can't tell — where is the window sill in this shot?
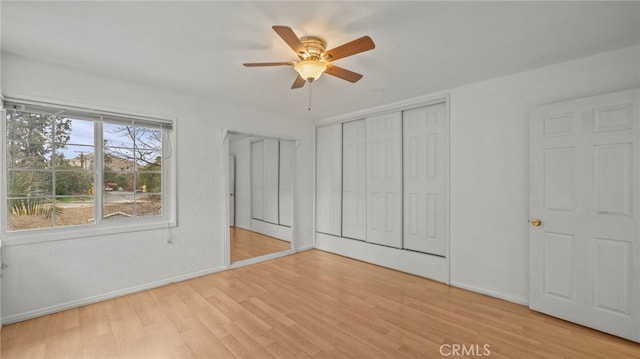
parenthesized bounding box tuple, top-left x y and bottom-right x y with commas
(1, 218, 177, 246)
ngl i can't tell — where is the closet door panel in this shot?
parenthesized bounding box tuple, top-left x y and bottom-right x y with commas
(403, 103, 448, 256)
(279, 140, 294, 227)
(342, 120, 367, 240)
(251, 140, 264, 220)
(316, 124, 343, 236)
(366, 113, 402, 248)
(263, 139, 280, 224)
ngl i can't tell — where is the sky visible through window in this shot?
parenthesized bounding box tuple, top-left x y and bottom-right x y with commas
(60, 118, 94, 160)
(59, 118, 161, 162)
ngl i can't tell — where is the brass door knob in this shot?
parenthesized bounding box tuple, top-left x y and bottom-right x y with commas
(531, 218, 542, 227)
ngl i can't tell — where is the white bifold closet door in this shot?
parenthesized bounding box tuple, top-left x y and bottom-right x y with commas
(342, 120, 367, 240)
(403, 103, 448, 256)
(262, 139, 280, 224)
(366, 113, 402, 248)
(279, 140, 294, 227)
(251, 140, 265, 220)
(316, 124, 342, 236)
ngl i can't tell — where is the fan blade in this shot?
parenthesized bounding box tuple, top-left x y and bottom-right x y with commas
(323, 36, 375, 61)
(324, 64, 363, 83)
(291, 75, 306, 89)
(272, 25, 306, 57)
(243, 61, 294, 67)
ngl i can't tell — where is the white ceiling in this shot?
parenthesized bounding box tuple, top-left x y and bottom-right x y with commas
(2, 1, 639, 121)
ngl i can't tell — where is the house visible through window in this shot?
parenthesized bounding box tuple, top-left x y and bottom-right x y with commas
(3, 100, 173, 233)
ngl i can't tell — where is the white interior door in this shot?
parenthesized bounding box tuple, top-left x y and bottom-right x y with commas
(403, 103, 448, 256)
(366, 112, 402, 248)
(316, 124, 342, 236)
(342, 120, 367, 240)
(229, 155, 235, 227)
(529, 88, 640, 342)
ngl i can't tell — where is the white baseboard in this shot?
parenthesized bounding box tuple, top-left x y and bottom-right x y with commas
(1, 265, 227, 325)
(228, 245, 314, 269)
(449, 281, 529, 306)
(294, 245, 314, 252)
(229, 250, 295, 268)
(251, 219, 292, 242)
(315, 232, 449, 283)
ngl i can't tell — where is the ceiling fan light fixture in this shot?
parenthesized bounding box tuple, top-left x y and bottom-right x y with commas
(243, 26, 375, 90)
(294, 59, 327, 82)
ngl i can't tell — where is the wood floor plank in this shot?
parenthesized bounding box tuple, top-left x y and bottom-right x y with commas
(2, 249, 639, 358)
(246, 297, 296, 328)
(263, 325, 320, 358)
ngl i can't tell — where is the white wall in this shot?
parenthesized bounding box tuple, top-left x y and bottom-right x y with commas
(229, 137, 252, 230)
(0, 53, 315, 322)
(448, 45, 640, 303)
(0, 0, 3, 327)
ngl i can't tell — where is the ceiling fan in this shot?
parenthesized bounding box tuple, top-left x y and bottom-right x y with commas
(243, 25, 375, 89)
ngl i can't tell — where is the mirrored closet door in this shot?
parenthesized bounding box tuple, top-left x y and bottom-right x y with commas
(228, 132, 294, 263)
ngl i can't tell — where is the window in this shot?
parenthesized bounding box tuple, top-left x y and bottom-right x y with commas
(2, 99, 175, 236)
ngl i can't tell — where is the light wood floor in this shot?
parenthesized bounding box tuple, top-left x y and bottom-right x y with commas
(2, 250, 639, 358)
(230, 227, 291, 263)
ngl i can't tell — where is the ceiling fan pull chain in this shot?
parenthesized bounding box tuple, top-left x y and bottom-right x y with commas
(308, 81, 312, 111)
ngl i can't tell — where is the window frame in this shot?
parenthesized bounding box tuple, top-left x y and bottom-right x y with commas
(1, 97, 177, 245)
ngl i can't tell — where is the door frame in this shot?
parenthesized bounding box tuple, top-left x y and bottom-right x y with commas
(229, 155, 235, 227)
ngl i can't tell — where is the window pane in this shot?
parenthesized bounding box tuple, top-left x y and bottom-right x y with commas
(104, 149, 135, 171)
(55, 171, 94, 196)
(137, 195, 162, 217)
(103, 201, 134, 220)
(104, 123, 134, 148)
(54, 196, 95, 226)
(5, 113, 97, 231)
(134, 127, 162, 172)
(138, 172, 161, 193)
(60, 145, 95, 170)
(7, 151, 53, 169)
(60, 118, 94, 146)
(6, 111, 54, 169)
(7, 169, 54, 230)
(7, 170, 53, 197)
(137, 172, 162, 217)
(135, 127, 162, 150)
(104, 171, 134, 192)
(104, 172, 134, 220)
(137, 151, 162, 171)
(4, 113, 90, 169)
(8, 204, 54, 230)
(53, 117, 73, 146)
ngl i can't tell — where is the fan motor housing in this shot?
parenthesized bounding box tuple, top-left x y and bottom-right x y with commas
(299, 36, 327, 59)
